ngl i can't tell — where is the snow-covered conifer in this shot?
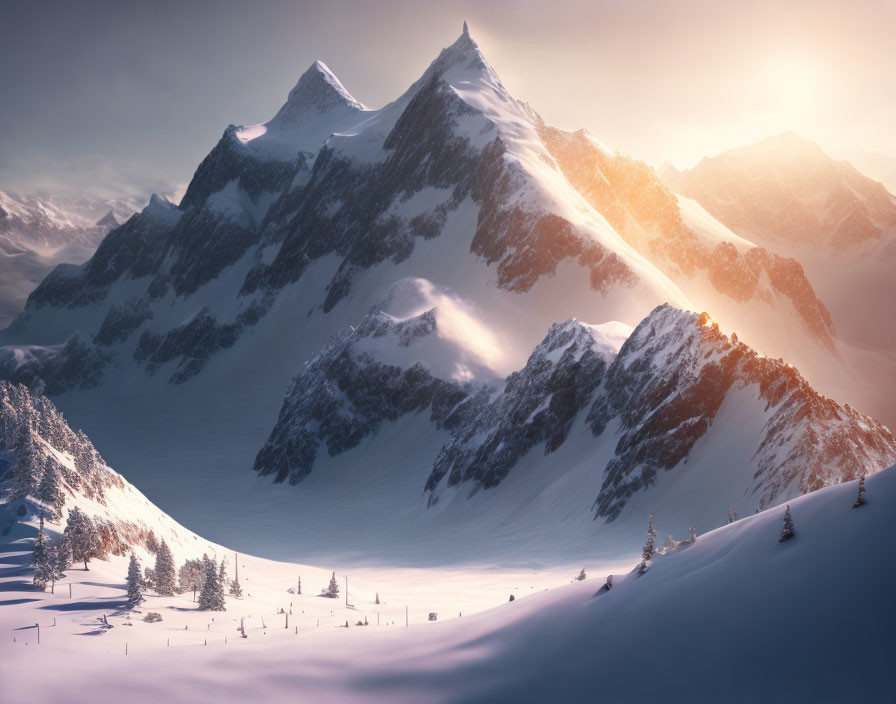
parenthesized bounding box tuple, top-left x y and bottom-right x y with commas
(576, 569, 586, 581)
(853, 475, 866, 508)
(728, 507, 736, 523)
(64, 506, 98, 570)
(178, 558, 203, 596)
(642, 515, 656, 562)
(325, 572, 339, 598)
(689, 527, 697, 543)
(154, 539, 176, 596)
(297, 575, 301, 595)
(229, 578, 242, 597)
(375, 592, 380, 605)
(38, 461, 65, 520)
(198, 555, 225, 611)
(126, 553, 144, 609)
(605, 575, 613, 590)
(778, 505, 795, 542)
(32, 534, 52, 589)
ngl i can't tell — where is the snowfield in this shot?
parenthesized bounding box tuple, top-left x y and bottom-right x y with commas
(2, 468, 893, 703)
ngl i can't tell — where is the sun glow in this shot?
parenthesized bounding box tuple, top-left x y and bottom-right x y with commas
(760, 54, 822, 121)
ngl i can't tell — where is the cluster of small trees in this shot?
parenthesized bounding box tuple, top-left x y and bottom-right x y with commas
(125, 541, 232, 611)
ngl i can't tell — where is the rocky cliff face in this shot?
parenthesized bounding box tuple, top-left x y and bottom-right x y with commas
(258, 302, 896, 522)
(587, 306, 894, 520)
(425, 319, 617, 497)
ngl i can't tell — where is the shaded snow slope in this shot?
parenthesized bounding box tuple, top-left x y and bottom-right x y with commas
(2, 466, 892, 703)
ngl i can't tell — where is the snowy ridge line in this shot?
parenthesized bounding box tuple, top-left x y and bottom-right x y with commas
(0, 381, 216, 561)
(256, 299, 896, 527)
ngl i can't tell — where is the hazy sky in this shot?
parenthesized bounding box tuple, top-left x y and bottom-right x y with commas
(2, 0, 894, 204)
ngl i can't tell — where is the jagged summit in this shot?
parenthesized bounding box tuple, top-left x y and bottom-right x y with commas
(94, 209, 118, 229)
(270, 59, 364, 125)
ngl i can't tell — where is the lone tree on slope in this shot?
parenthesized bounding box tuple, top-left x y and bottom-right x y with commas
(126, 553, 144, 609)
(576, 569, 586, 581)
(853, 475, 866, 508)
(154, 539, 176, 596)
(778, 505, 795, 542)
(728, 507, 736, 524)
(642, 515, 657, 562)
(325, 572, 340, 598)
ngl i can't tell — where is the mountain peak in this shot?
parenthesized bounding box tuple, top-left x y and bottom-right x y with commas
(270, 59, 364, 126)
(94, 209, 118, 229)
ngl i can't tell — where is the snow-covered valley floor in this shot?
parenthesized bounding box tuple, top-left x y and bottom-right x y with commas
(2, 468, 894, 703)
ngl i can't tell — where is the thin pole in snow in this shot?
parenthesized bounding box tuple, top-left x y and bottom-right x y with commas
(35, 623, 39, 644)
(69, 583, 72, 599)
(285, 612, 288, 629)
(125, 643, 128, 655)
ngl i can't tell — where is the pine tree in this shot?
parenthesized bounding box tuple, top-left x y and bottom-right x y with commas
(178, 558, 203, 597)
(64, 506, 98, 570)
(576, 568, 586, 581)
(198, 555, 225, 611)
(326, 572, 339, 598)
(53, 535, 71, 579)
(32, 533, 52, 589)
(229, 578, 242, 597)
(728, 507, 736, 523)
(297, 575, 302, 595)
(853, 475, 866, 508)
(126, 553, 144, 609)
(375, 592, 380, 605)
(218, 556, 227, 591)
(154, 539, 176, 596)
(642, 515, 656, 562)
(637, 558, 648, 575)
(605, 575, 613, 590)
(779, 505, 795, 542)
(38, 461, 65, 520)
(689, 526, 697, 543)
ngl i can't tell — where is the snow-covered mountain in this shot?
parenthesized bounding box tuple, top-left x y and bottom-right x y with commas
(0, 190, 136, 329)
(661, 131, 896, 254)
(0, 26, 890, 560)
(0, 380, 215, 558)
(254, 298, 894, 552)
(660, 133, 896, 425)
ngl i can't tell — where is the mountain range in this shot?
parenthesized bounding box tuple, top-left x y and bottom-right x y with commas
(0, 25, 893, 562)
(0, 191, 138, 329)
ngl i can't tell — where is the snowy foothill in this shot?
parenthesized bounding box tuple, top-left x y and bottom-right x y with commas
(1, 467, 892, 702)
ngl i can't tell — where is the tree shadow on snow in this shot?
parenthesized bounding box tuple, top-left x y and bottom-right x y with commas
(39, 599, 124, 611)
(81, 581, 127, 590)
